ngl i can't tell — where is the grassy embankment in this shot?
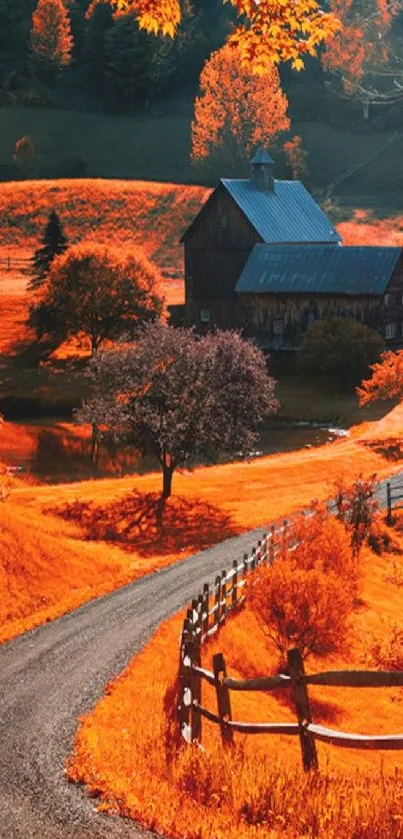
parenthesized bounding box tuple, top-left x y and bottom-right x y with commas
(68, 509, 403, 839)
(2, 401, 403, 646)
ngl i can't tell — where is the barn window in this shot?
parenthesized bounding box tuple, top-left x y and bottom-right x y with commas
(273, 319, 284, 335)
(384, 293, 393, 307)
(219, 213, 228, 229)
(200, 308, 211, 323)
(385, 322, 397, 339)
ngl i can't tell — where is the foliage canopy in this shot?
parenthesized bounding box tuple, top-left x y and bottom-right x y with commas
(114, 0, 341, 73)
(298, 316, 384, 388)
(191, 43, 290, 171)
(77, 325, 278, 497)
(358, 350, 403, 405)
(28, 243, 163, 354)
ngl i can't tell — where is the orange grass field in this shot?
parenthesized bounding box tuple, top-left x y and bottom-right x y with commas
(68, 523, 403, 839)
(2, 401, 403, 646)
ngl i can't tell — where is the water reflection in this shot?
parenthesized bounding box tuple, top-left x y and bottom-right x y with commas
(0, 419, 347, 485)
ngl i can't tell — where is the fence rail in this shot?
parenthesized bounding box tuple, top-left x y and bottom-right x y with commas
(0, 256, 31, 274)
(177, 510, 403, 772)
(386, 481, 403, 523)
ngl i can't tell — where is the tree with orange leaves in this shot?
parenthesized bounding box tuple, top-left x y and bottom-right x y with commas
(323, 0, 403, 113)
(30, 0, 73, 78)
(358, 350, 403, 405)
(107, 0, 341, 74)
(191, 43, 290, 174)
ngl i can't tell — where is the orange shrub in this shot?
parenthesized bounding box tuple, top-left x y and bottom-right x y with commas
(247, 561, 351, 662)
(281, 505, 357, 586)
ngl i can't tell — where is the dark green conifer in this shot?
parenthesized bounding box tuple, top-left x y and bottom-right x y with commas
(29, 210, 68, 291)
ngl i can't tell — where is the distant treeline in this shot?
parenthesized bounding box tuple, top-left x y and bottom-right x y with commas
(0, 0, 233, 113)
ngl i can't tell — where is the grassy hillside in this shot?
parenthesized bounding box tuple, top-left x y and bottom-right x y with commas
(2, 106, 403, 201)
(0, 178, 210, 278)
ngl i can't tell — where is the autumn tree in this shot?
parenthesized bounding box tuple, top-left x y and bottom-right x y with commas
(358, 350, 403, 405)
(30, 0, 73, 79)
(298, 316, 384, 388)
(13, 135, 36, 178)
(191, 43, 290, 175)
(323, 0, 402, 116)
(283, 134, 308, 180)
(76, 325, 278, 498)
(28, 244, 163, 354)
(29, 210, 69, 291)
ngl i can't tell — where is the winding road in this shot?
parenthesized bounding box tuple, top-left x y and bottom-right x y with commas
(0, 476, 397, 838)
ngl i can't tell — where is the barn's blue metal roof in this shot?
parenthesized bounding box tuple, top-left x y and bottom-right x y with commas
(221, 179, 341, 244)
(235, 245, 402, 295)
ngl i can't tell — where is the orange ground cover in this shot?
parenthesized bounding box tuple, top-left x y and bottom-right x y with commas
(68, 515, 403, 839)
(0, 178, 210, 279)
(2, 401, 403, 646)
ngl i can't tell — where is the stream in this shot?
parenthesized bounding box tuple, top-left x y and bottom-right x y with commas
(0, 419, 348, 484)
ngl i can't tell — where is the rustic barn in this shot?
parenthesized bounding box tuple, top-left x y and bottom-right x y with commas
(181, 147, 340, 331)
(235, 244, 403, 349)
(181, 146, 403, 348)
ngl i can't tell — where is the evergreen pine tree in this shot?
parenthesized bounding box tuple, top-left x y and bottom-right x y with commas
(29, 210, 68, 291)
(83, 1, 114, 90)
(30, 0, 73, 81)
(105, 13, 153, 110)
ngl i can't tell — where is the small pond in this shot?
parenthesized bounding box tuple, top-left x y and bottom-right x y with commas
(0, 419, 348, 484)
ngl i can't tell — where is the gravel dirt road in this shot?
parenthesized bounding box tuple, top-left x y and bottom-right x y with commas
(0, 475, 396, 838)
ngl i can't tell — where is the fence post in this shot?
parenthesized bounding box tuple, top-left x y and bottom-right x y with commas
(214, 574, 221, 628)
(202, 583, 210, 637)
(221, 569, 227, 623)
(191, 609, 202, 744)
(178, 619, 194, 743)
(387, 482, 393, 525)
(213, 652, 233, 746)
(269, 524, 276, 564)
(231, 559, 238, 608)
(251, 546, 257, 571)
(243, 552, 248, 581)
(287, 647, 318, 772)
(261, 533, 268, 564)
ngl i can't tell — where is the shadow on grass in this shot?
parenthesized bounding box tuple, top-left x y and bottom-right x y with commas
(49, 490, 241, 557)
(360, 437, 403, 462)
(273, 684, 344, 725)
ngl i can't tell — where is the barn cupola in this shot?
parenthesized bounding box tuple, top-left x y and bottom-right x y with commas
(250, 145, 275, 192)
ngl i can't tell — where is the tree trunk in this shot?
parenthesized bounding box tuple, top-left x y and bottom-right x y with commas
(162, 463, 174, 498)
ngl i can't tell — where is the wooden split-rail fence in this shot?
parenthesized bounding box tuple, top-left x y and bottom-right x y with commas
(386, 481, 403, 525)
(177, 517, 403, 772)
(0, 255, 31, 273)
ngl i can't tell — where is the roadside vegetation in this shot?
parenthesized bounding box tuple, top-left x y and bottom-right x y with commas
(2, 401, 403, 644)
(68, 486, 403, 839)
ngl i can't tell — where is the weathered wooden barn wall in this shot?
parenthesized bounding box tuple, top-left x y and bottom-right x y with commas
(379, 257, 403, 340)
(237, 293, 383, 347)
(183, 183, 261, 318)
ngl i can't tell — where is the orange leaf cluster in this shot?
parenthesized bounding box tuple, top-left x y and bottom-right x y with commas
(104, 0, 340, 71)
(358, 350, 403, 406)
(323, 0, 395, 89)
(31, 0, 73, 68)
